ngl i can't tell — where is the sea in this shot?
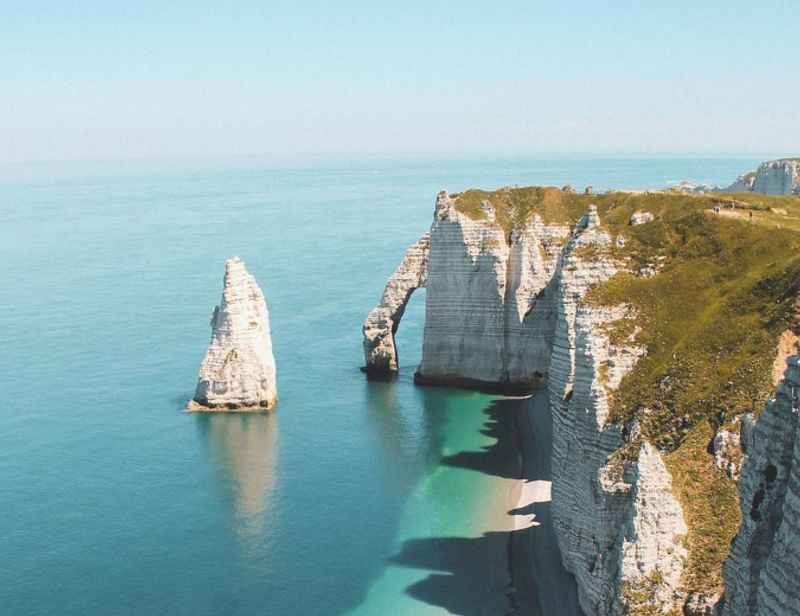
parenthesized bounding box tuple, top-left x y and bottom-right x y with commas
(0, 156, 759, 615)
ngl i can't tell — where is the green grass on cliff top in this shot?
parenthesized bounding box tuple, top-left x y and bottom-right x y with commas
(589, 191, 800, 442)
(588, 190, 800, 595)
(453, 186, 587, 233)
(458, 186, 800, 597)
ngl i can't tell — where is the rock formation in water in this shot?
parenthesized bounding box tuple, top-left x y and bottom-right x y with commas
(363, 188, 686, 612)
(362, 233, 429, 376)
(188, 257, 277, 411)
(364, 189, 568, 391)
(725, 158, 800, 196)
(363, 186, 800, 615)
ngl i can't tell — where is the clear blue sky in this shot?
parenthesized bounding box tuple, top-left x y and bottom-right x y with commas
(2, 1, 798, 163)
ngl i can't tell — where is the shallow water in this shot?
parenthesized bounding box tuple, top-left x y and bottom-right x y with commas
(0, 156, 758, 615)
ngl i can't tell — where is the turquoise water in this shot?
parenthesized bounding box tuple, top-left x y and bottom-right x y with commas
(0, 156, 759, 615)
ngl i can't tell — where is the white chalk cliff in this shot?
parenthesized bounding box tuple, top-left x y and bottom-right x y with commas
(362, 233, 429, 375)
(364, 190, 568, 390)
(721, 357, 800, 616)
(363, 191, 690, 613)
(547, 208, 686, 615)
(188, 257, 277, 411)
(725, 159, 800, 196)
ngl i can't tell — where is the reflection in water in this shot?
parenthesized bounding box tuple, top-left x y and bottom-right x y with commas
(195, 413, 278, 543)
(363, 378, 451, 486)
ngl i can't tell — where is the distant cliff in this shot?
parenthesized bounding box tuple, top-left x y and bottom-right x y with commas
(725, 158, 800, 196)
(363, 186, 800, 614)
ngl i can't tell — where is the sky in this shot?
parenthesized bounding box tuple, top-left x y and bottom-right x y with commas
(1, 1, 798, 163)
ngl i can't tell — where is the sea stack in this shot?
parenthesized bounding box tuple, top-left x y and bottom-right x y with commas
(187, 257, 277, 412)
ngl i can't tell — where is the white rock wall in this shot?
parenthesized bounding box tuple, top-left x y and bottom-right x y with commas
(416, 191, 568, 390)
(362, 192, 691, 613)
(547, 207, 685, 615)
(752, 160, 799, 196)
(189, 257, 277, 411)
(724, 159, 799, 196)
(722, 357, 800, 616)
(618, 442, 688, 613)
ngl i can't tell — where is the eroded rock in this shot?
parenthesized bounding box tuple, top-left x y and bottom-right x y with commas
(725, 159, 800, 196)
(684, 591, 721, 616)
(362, 191, 691, 613)
(629, 211, 654, 225)
(362, 233, 429, 376)
(713, 422, 744, 481)
(722, 357, 800, 615)
(188, 257, 277, 411)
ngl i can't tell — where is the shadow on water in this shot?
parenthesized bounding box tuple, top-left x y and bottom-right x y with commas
(363, 376, 448, 481)
(298, 375, 456, 615)
(194, 412, 278, 543)
(392, 391, 584, 616)
(390, 531, 518, 616)
(439, 398, 525, 480)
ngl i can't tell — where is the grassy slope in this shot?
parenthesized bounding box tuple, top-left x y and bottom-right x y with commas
(591, 191, 800, 595)
(453, 186, 586, 233)
(456, 186, 800, 598)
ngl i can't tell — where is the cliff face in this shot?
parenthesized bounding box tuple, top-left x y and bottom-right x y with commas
(547, 211, 686, 615)
(721, 358, 800, 616)
(188, 257, 277, 411)
(363, 187, 800, 615)
(416, 191, 569, 390)
(363, 189, 568, 390)
(726, 159, 800, 196)
(363, 189, 688, 613)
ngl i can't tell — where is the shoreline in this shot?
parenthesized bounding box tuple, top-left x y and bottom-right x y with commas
(503, 390, 584, 616)
(185, 399, 277, 413)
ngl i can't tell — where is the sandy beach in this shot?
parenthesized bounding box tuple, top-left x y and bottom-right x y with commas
(434, 390, 583, 615)
(504, 391, 584, 616)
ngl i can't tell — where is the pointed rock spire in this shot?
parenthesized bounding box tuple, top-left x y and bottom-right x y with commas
(187, 257, 277, 411)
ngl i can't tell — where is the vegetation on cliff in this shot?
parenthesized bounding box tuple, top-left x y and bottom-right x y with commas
(453, 186, 586, 233)
(587, 190, 800, 595)
(457, 184, 800, 600)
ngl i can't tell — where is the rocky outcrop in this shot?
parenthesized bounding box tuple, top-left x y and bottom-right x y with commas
(362, 233, 429, 376)
(364, 191, 689, 613)
(547, 208, 685, 615)
(753, 160, 800, 195)
(673, 181, 720, 194)
(629, 211, 654, 226)
(721, 357, 800, 616)
(416, 191, 570, 391)
(188, 257, 277, 411)
(619, 443, 688, 613)
(725, 159, 800, 196)
(363, 189, 569, 391)
(725, 172, 757, 194)
(684, 592, 722, 616)
(712, 426, 744, 481)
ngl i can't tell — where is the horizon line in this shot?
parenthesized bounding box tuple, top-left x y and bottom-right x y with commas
(0, 149, 790, 169)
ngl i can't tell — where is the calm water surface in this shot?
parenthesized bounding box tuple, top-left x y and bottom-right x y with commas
(0, 156, 758, 615)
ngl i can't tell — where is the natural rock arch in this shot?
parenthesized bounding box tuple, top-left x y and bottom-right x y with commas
(362, 233, 430, 377)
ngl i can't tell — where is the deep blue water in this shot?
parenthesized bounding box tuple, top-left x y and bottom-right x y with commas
(0, 156, 759, 615)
